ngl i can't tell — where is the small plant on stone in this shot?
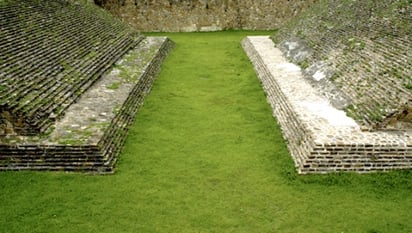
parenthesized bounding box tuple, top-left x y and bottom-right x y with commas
(298, 59, 310, 69)
(107, 82, 121, 90)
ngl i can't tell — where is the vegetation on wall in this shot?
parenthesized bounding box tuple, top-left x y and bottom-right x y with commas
(0, 0, 143, 135)
(0, 31, 411, 233)
(98, 0, 316, 31)
(272, 0, 411, 129)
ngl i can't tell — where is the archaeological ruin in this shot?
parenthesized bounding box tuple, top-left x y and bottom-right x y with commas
(0, 0, 173, 172)
(0, 0, 410, 173)
(98, 0, 316, 32)
(243, 0, 411, 173)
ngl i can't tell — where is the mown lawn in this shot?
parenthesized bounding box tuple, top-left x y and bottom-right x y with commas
(0, 31, 411, 233)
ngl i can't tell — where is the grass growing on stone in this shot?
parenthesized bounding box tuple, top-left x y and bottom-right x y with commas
(0, 31, 411, 233)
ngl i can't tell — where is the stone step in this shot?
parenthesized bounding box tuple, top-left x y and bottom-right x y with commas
(0, 37, 174, 173)
(0, 0, 144, 136)
(242, 36, 412, 174)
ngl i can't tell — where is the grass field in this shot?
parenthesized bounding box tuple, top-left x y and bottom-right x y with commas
(0, 31, 411, 233)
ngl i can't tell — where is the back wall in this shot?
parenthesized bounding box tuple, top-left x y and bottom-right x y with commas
(98, 0, 316, 32)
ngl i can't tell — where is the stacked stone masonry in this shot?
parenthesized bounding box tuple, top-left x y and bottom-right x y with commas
(271, 0, 411, 129)
(0, 0, 144, 135)
(100, 0, 316, 32)
(0, 37, 174, 173)
(0, 0, 174, 173)
(242, 36, 412, 174)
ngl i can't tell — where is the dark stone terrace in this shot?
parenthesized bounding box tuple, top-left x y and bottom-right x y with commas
(0, 0, 173, 172)
(0, 0, 143, 135)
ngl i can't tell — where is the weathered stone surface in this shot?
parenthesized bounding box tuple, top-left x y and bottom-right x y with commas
(379, 100, 412, 130)
(302, 61, 351, 110)
(100, 0, 316, 32)
(242, 36, 412, 174)
(278, 37, 312, 63)
(0, 0, 144, 136)
(272, 0, 412, 129)
(0, 37, 174, 173)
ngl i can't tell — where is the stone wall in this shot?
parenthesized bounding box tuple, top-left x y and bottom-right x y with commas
(0, 0, 143, 136)
(100, 0, 316, 31)
(0, 0, 174, 173)
(271, 0, 412, 129)
(242, 36, 412, 174)
(0, 37, 173, 173)
(98, 38, 174, 171)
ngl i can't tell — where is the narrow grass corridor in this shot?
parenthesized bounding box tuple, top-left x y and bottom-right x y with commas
(0, 32, 411, 233)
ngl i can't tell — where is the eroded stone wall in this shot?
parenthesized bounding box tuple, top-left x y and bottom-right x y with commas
(0, 0, 143, 136)
(271, 0, 412, 129)
(242, 36, 412, 174)
(0, 37, 174, 173)
(100, 0, 316, 31)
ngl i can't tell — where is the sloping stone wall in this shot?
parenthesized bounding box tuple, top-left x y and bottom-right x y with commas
(242, 36, 412, 174)
(0, 37, 173, 173)
(271, 0, 411, 129)
(100, 0, 316, 31)
(0, 0, 174, 173)
(0, 0, 144, 135)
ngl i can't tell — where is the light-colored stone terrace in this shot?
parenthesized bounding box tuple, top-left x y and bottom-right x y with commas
(243, 36, 412, 174)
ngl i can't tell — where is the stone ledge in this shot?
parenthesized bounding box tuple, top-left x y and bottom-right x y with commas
(242, 36, 412, 174)
(271, 0, 411, 129)
(0, 37, 174, 173)
(0, 0, 144, 136)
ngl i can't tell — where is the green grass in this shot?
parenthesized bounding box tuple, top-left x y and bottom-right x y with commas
(0, 31, 411, 233)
